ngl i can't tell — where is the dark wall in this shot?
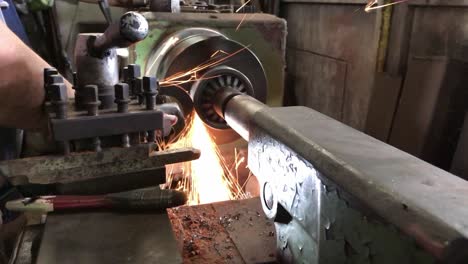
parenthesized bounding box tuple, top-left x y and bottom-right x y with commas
(281, 0, 468, 176)
(281, 0, 380, 130)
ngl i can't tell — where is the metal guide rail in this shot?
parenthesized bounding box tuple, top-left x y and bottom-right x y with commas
(205, 91, 468, 263)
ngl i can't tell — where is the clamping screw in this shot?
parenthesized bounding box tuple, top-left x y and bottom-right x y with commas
(49, 83, 70, 155)
(44, 74, 64, 115)
(83, 85, 101, 116)
(43, 68, 58, 100)
(115, 83, 130, 113)
(83, 85, 102, 152)
(143, 76, 158, 110)
(134, 78, 144, 104)
(47, 75, 64, 86)
(127, 64, 141, 99)
(115, 83, 131, 148)
(49, 83, 68, 118)
(127, 64, 141, 79)
(143, 76, 158, 143)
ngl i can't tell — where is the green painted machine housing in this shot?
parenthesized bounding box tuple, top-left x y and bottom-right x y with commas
(130, 12, 287, 107)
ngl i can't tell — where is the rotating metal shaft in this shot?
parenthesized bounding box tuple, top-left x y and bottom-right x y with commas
(211, 90, 266, 142)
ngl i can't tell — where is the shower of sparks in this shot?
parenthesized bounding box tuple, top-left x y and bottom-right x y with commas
(365, 0, 410, 12)
(162, 114, 250, 205)
(159, 46, 250, 87)
(154, 38, 254, 205)
(160, 74, 221, 87)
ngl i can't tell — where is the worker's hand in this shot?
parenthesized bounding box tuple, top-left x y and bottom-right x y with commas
(161, 113, 178, 137)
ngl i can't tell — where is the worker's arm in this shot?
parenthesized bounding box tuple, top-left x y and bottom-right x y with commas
(0, 22, 70, 131)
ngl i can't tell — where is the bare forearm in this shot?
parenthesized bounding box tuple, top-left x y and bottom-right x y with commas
(0, 22, 67, 130)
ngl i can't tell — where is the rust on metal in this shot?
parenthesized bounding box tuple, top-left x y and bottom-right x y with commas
(168, 198, 276, 264)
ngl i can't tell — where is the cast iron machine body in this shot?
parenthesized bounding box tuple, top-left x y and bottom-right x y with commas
(190, 86, 468, 263)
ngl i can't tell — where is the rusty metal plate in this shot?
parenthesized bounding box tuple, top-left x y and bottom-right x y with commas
(168, 198, 276, 264)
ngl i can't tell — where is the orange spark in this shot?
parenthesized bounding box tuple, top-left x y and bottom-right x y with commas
(365, 0, 410, 12)
(160, 74, 222, 87)
(235, 0, 251, 13)
(236, 13, 256, 32)
(210, 50, 230, 58)
(236, 13, 248, 31)
(160, 46, 250, 86)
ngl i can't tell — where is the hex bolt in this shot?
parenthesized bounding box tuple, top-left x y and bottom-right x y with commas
(47, 75, 64, 86)
(83, 85, 102, 152)
(43, 68, 58, 101)
(127, 64, 141, 80)
(115, 83, 131, 148)
(115, 83, 130, 113)
(43, 68, 58, 86)
(136, 78, 145, 105)
(49, 83, 68, 119)
(44, 74, 64, 115)
(49, 83, 70, 155)
(143, 76, 158, 110)
(127, 64, 141, 99)
(83, 85, 101, 116)
(143, 76, 158, 143)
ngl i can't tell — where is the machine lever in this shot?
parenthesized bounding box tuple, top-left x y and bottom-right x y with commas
(90, 11, 148, 57)
(98, 0, 113, 25)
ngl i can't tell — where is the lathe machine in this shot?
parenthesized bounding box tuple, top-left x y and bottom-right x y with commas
(1, 6, 468, 264)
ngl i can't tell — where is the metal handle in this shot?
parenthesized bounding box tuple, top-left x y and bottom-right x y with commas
(90, 11, 148, 56)
(98, 0, 112, 25)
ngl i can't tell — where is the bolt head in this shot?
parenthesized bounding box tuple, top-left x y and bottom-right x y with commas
(49, 83, 68, 102)
(43, 68, 58, 82)
(115, 83, 130, 101)
(127, 64, 141, 79)
(46, 75, 64, 85)
(143, 76, 158, 92)
(83, 85, 99, 103)
(133, 78, 143, 94)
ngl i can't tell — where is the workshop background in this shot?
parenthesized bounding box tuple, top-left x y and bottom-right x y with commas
(3, 0, 468, 263)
